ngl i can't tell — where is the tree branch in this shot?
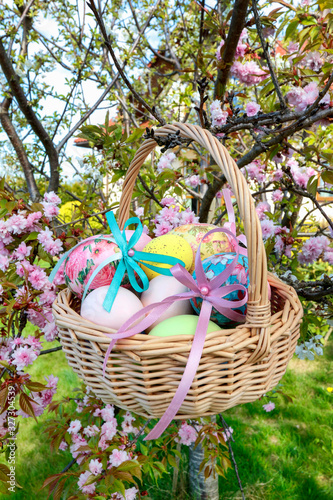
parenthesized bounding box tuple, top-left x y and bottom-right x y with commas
(214, 0, 250, 100)
(0, 38, 60, 193)
(87, 0, 166, 125)
(252, 0, 287, 109)
(0, 96, 40, 201)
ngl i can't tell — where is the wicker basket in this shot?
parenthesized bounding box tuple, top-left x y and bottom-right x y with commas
(53, 123, 303, 419)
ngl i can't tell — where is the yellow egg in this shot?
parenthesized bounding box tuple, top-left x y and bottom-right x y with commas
(140, 234, 193, 280)
(170, 223, 234, 272)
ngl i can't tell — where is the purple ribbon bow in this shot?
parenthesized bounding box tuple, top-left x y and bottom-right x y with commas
(101, 226, 248, 440)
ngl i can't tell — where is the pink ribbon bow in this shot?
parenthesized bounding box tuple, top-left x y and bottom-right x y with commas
(101, 226, 248, 440)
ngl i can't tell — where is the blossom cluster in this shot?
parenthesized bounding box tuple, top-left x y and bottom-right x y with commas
(153, 198, 199, 236)
(156, 152, 176, 173)
(286, 82, 330, 113)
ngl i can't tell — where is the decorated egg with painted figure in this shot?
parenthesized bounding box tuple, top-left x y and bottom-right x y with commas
(169, 224, 234, 272)
(140, 234, 193, 280)
(141, 275, 192, 331)
(63, 231, 150, 298)
(80, 285, 143, 330)
(190, 252, 249, 326)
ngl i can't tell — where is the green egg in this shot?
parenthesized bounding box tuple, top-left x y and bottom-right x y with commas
(149, 314, 222, 337)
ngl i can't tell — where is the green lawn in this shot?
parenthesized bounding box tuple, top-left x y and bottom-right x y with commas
(1, 331, 332, 499)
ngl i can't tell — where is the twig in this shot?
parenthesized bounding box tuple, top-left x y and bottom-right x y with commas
(252, 0, 286, 109)
(39, 346, 62, 355)
(87, 0, 165, 125)
(219, 414, 245, 500)
(53, 208, 115, 230)
(138, 174, 163, 207)
(61, 459, 76, 474)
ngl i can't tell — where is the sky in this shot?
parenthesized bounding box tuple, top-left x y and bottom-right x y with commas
(0, 0, 292, 181)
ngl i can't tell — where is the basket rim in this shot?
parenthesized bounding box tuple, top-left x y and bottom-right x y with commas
(53, 272, 303, 347)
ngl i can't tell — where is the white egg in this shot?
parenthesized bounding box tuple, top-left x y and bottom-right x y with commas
(141, 275, 192, 332)
(81, 286, 143, 330)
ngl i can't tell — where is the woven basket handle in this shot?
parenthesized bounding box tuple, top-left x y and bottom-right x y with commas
(119, 123, 270, 337)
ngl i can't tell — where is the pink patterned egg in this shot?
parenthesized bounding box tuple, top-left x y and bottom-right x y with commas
(64, 236, 126, 298)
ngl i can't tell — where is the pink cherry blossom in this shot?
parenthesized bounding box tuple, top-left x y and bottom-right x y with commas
(222, 426, 234, 442)
(67, 419, 82, 434)
(134, 207, 144, 217)
(298, 236, 329, 264)
(42, 320, 58, 342)
(263, 401, 275, 412)
(153, 221, 173, 237)
(305, 51, 323, 72)
(185, 175, 200, 188)
(0, 255, 10, 272)
(29, 267, 49, 290)
(77, 471, 96, 495)
(25, 335, 42, 351)
(273, 169, 284, 181)
(324, 250, 333, 264)
(84, 425, 99, 437)
(230, 60, 268, 85)
(7, 214, 27, 234)
(161, 197, 176, 207)
(210, 100, 229, 127)
(157, 152, 176, 173)
(101, 404, 115, 422)
(45, 374, 58, 389)
(26, 211, 42, 230)
(179, 208, 199, 225)
(256, 202, 270, 221)
(41, 201, 59, 220)
(260, 219, 275, 240)
(109, 448, 130, 468)
(59, 441, 68, 451)
(101, 419, 118, 440)
(11, 346, 38, 371)
(216, 39, 225, 61)
(13, 242, 32, 261)
(246, 102, 261, 117)
(178, 422, 197, 445)
(272, 190, 284, 202)
(44, 191, 61, 205)
(89, 458, 103, 476)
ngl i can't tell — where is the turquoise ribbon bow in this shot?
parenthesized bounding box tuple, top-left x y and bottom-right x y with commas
(49, 211, 186, 313)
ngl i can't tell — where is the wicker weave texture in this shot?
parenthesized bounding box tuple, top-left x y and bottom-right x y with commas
(53, 123, 303, 419)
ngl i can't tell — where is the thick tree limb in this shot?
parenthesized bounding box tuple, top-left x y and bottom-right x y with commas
(0, 96, 40, 201)
(0, 38, 60, 192)
(214, 0, 250, 100)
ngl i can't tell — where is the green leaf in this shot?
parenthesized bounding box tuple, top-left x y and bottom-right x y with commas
(285, 20, 299, 40)
(321, 170, 333, 185)
(24, 231, 39, 242)
(167, 454, 178, 468)
(125, 127, 145, 143)
(307, 175, 318, 197)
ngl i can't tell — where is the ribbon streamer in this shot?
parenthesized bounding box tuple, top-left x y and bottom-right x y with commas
(101, 226, 248, 440)
(49, 211, 186, 312)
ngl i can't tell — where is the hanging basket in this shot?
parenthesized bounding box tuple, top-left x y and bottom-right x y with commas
(52, 123, 303, 419)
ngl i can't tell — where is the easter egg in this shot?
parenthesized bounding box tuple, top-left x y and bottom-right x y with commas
(81, 285, 143, 330)
(190, 253, 249, 326)
(149, 314, 221, 337)
(124, 230, 151, 251)
(169, 224, 234, 272)
(140, 234, 193, 280)
(64, 236, 125, 298)
(141, 275, 192, 331)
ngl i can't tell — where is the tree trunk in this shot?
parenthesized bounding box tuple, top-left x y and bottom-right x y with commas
(189, 442, 219, 500)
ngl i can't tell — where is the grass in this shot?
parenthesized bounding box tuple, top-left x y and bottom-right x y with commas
(1, 329, 332, 499)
